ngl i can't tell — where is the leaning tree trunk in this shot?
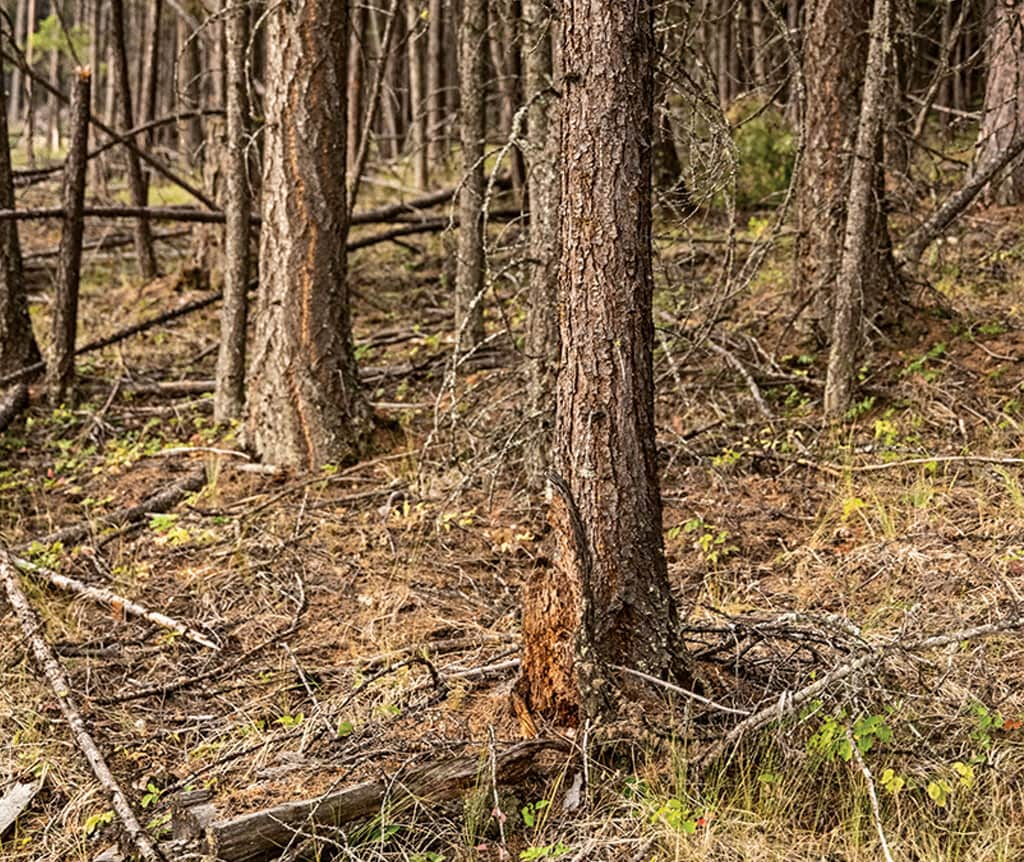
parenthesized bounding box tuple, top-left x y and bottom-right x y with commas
(824, 0, 892, 418)
(0, 50, 39, 380)
(523, 0, 560, 487)
(516, 0, 687, 728)
(245, 0, 372, 469)
(456, 0, 487, 348)
(213, 1, 251, 423)
(110, 0, 158, 279)
(974, 0, 1024, 205)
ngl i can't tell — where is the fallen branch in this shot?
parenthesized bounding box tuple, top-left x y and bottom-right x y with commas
(1, 552, 162, 862)
(16, 468, 206, 552)
(172, 739, 568, 862)
(0, 779, 42, 837)
(0, 383, 27, 431)
(11, 555, 218, 650)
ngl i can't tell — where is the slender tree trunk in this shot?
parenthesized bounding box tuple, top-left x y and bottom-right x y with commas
(47, 71, 90, 405)
(9, 0, 26, 128)
(751, 0, 767, 89)
(139, 0, 164, 200)
(110, 0, 158, 279)
(347, 1, 367, 176)
(516, 0, 686, 728)
(0, 51, 39, 380)
(824, 0, 892, 419)
(214, 2, 251, 423)
(488, 0, 526, 196)
(46, 48, 59, 153)
(245, 0, 372, 469)
(426, 0, 445, 165)
(974, 0, 1024, 204)
(456, 0, 487, 347)
(24, 0, 37, 166)
(175, 1, 205, 167)
(408, 0, 429, 189)
(523, 0, 559, 487)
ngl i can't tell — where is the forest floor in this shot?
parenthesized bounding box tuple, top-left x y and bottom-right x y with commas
(3, 174, 1024, 862)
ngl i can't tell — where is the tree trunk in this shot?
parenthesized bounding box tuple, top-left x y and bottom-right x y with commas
(24, 0, 37, 167)
(974, 0, 1024, 205)
(47, 71, 90, 405)
(347, 1, 367, 176)
(0, 50, 39, 380)
(408, 0, 429, 189)
(516, 0, 686, 728)
(456, 0, 487, 347)
(139, 0, 164, 198)
(46, 48, 59, 154)
(214, 2, 251, 423)
(110, 0, 158, 279)
(523, 0, 559, 487)
(824, 0, 892, 418)
(244, 0, 372, 469)
(426, 0, 445, 165)
(9, 0, 26, 129)
(798, 0, 892, 343)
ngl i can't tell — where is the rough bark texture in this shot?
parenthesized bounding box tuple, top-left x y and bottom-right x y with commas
(517, 0, 684, 727)
(214, 4, 251, 423)
(974, 0, 1024, 204)
(110, 0, 158, 279)
(824, 0, 891, 418)
(523, 0, 560, 487)
(245, 0, 372, 470)
(0, 48, 39, 380)
(47, 71, 90, 405)
(798, 0, 890, 341)
(456, 0, 487, 347)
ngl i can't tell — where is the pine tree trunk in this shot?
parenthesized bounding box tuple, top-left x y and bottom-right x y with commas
(24, 0, 37, 167)
(347, 1, 366, 176)
(9, 0, 26, 129)
(110, 0, 158, 279)
(0, 53, 39, 380)
(824, 0, 892, 418)
(974, 0, 1024, 205)
(523, 0, 559, 487)
(516, 0, 686, 727)
(245, 0, 372, 469)
(456, 0, 487, 347)
(408, 0, 429, 189)
(214, 2, 251, 423)
(426, 0, 445, 165)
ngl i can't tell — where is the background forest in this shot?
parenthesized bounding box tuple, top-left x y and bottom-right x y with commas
(2, 0, 1024, 861)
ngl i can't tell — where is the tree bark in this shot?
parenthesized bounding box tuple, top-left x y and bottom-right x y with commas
(24, 0, 37, 167)
(214, 1, 251, 423)
(110, 0, 159, 279)
(9, 0, 26, 128)
(347, 1, 367, 176)
(456, 0, 487, 348)
(426, 0, 445, 165)
(47, 70, 90, 405)
(407, 0, 429, 189)
(175, 1, 205, 167)
(516, 0, 686, 727)
(824, 0, 892, 419)
(0, 43, 39, 380)
(974, 0, 1024, 204)
(245, 0, 372, 469)
(523, 0, 559, 487)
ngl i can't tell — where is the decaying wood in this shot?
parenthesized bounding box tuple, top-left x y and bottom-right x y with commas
(171, 738, 567, 862)
(0, 779, 41, 837)
(0, 552, 162, 862)
(11, 555, 218, 650)
(0, 383, 27, 431)
(17, 468, 206, 552)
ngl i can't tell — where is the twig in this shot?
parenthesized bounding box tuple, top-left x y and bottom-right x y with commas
(0, 552, 163, 862)
(846, 726, 896, 862)
(11, 555, 218, 650)
(612, 664, 751, 717)
(707, 341, 773, 419)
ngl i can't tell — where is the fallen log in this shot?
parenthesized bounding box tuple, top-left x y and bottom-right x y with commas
(171, 738, 568, 862)
(16, 467, 207, 552)
(1, 551, 163, 862)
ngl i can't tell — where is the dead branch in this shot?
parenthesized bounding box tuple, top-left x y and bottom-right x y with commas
(16, 468, 206, 552)
(11, 555, 218, 650)
(0, 552, 163, 862)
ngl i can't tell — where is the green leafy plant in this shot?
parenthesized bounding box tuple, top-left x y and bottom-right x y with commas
(521, 798, 550, 829)
(520, 842, 570, 861)
(140, 782, 164, 808)
(684, 517, 738, 566)
(83, 809, 115, 837)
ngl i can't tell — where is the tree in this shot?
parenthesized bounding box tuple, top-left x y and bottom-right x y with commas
(213, 0, 251, 423)
(244, 0, 372, 469)
(516, 0, 688, 727)
(0, 47, 39, 381)
(974, 0, 1024, 205)
(798, 0, 891, 343)
(523, 0, 560, 486)
(824, 0, 893, 418)
(456, 0, 487, 348)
